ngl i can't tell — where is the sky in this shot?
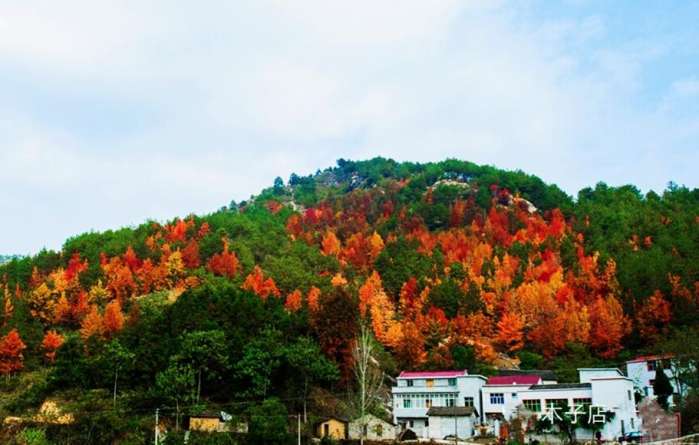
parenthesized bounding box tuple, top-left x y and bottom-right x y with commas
(1, 0, 698, 254)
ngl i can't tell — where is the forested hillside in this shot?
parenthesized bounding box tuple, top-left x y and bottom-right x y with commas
(0, 158, 697, 443)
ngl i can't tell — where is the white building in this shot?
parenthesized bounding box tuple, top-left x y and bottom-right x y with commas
(625, 354, 682, 404)
(425, 406, 478, 440)
(391, 370, 486, 438)
(480, 368, 641, 441)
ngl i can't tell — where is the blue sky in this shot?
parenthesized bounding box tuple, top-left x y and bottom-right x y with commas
(1, 0, 697, 254)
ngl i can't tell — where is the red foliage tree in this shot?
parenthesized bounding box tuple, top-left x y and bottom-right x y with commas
(181, 239, 201, 269)
(242, 266, 280, 300)
(0, 329, 26, 376)
(42, 330, 64, 363)
(207, 240, 240, 278)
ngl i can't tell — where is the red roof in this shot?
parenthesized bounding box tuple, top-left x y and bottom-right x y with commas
(399, 370, 467, 378)
(487, 375, 541, 385)
(626, 354, 674, 364)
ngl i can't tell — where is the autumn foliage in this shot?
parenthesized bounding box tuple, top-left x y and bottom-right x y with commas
(0, 329, 26, 376)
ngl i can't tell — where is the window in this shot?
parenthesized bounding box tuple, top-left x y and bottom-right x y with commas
(426, 399, 432, 408)
(631, 418, 634, 429)
(523, 399, 541, 412)
(324, 424, 329, 437)
(573, 398, 592, 409)
(628, 390, 632, 401)
(403, 399, 412, 408)
(406, 379, 414, 387)
(376, 424, 383, 437)
(426, 379, 434, 388)
(490, 393, 505, 404)
(647, 361, 656, 371)
(512, 392, 518, 399)
(464, 397, 474, 407)
(448, 378, 457, 386)
(409, 420, 413, 428)
(446, 398, 455, 407)
(546, 399, 567, 410)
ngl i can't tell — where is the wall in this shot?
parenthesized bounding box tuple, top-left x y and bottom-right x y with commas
(428, 415, 475, 440)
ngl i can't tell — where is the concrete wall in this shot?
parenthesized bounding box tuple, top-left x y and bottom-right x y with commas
(428, 415, 475, 440)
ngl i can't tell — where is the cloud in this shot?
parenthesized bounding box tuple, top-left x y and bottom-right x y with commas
(0, 1, 697, 253)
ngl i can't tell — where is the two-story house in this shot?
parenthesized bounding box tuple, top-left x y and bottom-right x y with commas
(625, 354, 683, 405)
(480, 368, 641, 441)
(391, 370, 486, 438)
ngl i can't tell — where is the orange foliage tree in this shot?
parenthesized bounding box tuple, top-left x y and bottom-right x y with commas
(103, 300, 125, 337)
(42, 330, 65, 363)
(0, 329, 26, 376)
(242, 266, 280, 300)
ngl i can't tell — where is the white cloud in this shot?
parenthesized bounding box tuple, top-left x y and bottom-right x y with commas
(0, 1, 696, 253)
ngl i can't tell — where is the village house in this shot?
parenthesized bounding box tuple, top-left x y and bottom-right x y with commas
(625, 354, 684, 405)
(314, 416, 348, 440)
(391, 369, 486, 438)
(425, 406, 479, 440)
(186, 411, 247, 433)
(481, 368, 641, 441)
(348, 414, 397, 441)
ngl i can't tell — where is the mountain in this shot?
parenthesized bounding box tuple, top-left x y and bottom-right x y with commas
(0, 157, 697, 441)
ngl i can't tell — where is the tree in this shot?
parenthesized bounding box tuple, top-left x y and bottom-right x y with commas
(235, 329, 283, 399)
(41, 330, 64, 364)
(496, 312, 525, 352)
(653, 365, 674, 410)
(101, 340, 135, 408)
(248, 398, 291, 445)
(103, 299, 125, 337)
(176, 330, 229, 402)
(155, 362, 196, 431)
(285, 337, 339, 422)
(352, 322, 384, 445)
(0, 329, 26, 377)
(80, 305, 104, 341)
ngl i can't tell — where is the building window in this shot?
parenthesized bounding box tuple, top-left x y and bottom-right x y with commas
(546, 399, 567, 410)
(426, 379, 434, 388)
(628, 390, 632, 401)
(647, 361, 656, 371)
(403, 399, 412, 408)
(631, 418, 634, 429)
(512, 393, 518, 399)
(573, 398, 592, 409)
(490, 393, 505, 404)
(464, 397, 474, 407)
(409, 420, 413, 428)
(407, 380, 413, 387)
(446, 398, 455, 407)
(523, 399, 541, 412)
(426, 399, 432, 408)
(448, 378, 457, 386)
(324, 424, 329, 437)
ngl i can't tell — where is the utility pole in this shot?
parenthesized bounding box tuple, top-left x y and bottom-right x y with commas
(453, 404, 458, 445)
(154, 408, 159, 445)
(297, 413, 301, 445)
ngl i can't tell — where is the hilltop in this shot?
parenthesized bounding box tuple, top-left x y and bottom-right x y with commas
(0, 158, 697, 442)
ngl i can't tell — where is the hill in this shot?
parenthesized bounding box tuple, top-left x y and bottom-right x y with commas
(0, 157, 697, 442)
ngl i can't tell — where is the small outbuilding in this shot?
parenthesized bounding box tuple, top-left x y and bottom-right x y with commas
(348, 414, 397, 441)
(426, 406, 478, 440)
(314, 416, 348, 440)
(187, 411, 247, 433)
